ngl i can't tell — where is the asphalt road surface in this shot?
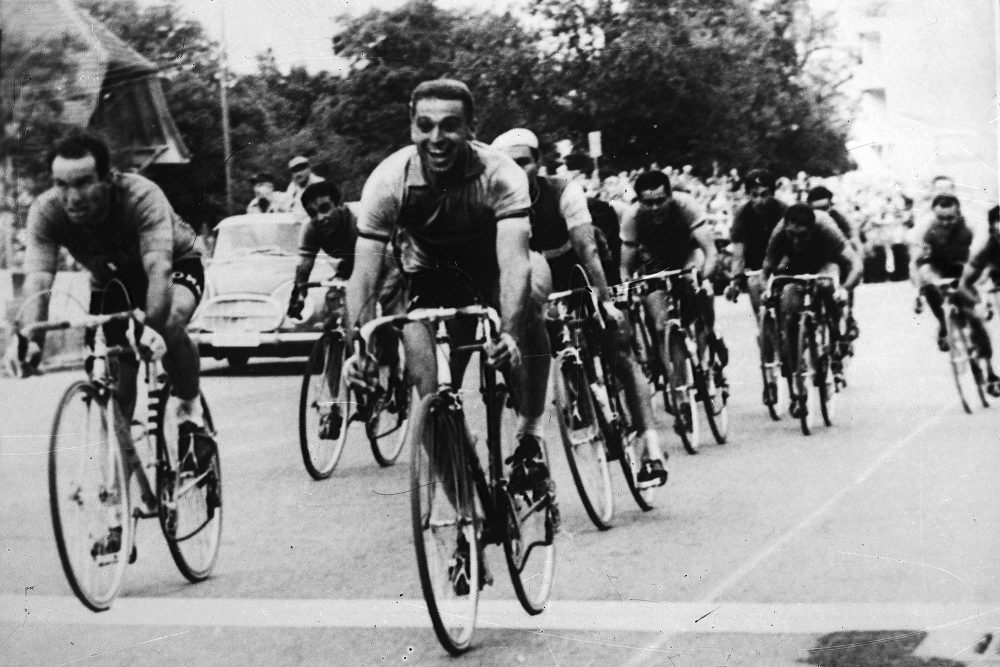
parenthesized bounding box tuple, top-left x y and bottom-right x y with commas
(3, 281, 1000, 666)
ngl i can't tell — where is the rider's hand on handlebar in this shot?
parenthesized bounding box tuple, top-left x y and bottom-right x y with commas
(485, 332, 522, 371)
(600, 300, 625, 327)
(3, 334, 42, 378)
(138, 326, 167, 362)
(723, 280, 741, 303)
(286, 295, 306, 320)
(833, 287, 849, 305)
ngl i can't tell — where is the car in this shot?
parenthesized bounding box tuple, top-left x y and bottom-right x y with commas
(188, 212, 341, 369)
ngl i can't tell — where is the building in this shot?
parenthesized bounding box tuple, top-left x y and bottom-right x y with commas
(814, 0, 997, 218)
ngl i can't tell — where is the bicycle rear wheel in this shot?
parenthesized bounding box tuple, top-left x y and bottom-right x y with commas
(299, 334, 353, 479)
(494, 374, 556, 615)
(159, 390, 222, 582)
(552, 354, 614, 530)
(409, 394, 480, 655)
(366, 371, 411, 467)
(795, 321, 818, 435)
(49, 381, 132, 611)
(667, 329, 700, 453)
(759, 311, 783, 421)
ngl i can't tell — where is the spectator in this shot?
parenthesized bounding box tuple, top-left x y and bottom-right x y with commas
(246, 172, 287, 214)
(284, 156, 324, 216)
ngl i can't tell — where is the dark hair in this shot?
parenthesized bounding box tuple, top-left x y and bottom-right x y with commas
(48, 127, 111, 178)
(785, 203, 816, 226)
(409, 79, 475, 125)
(989, 205, 999, 226)
(633, 170, 672, 197)
(301, 181, 341, 208)
(252, 172, 275, 185)
(931, 194, 960, 210)
(744, 168, 775, 192)
(806, 186, 833, 203)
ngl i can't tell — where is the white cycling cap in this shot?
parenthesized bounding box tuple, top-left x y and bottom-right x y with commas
(491, 128, 539, 152)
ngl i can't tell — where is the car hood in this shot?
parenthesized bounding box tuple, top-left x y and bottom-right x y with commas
(206, 256, 299, 296)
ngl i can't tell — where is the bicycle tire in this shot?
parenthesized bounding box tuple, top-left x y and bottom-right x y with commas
(552, 354, 614, 530)
(696, 325, 729, 444)
(759, 311, 782, 422)
(947, 311, 987, 413)
(49, 381, 132, 611)
(492, 371, 556, 615)
(795, 319, 818, 435)
(612, 382, 656, 512)
(366, 373, 411, 467)
(666, 329, 700, 453)
(817, 319, 838, 427)
(158, 388, 222, 582)
(298, 334, 352, 479)
(409, 394, 480, 655)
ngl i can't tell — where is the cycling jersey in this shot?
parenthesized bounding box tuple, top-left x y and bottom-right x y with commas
(529, 176, 592, 291)
(968, 231, 1000, 272)
(356, 141, 529, 304)
(298, 205, 358, 279)
(915, 215, 973, 269)
(588, 197, 622, 285)
(764, 210, 847, 275)
(828, 208, 853, 240)
(620, 192, 706, 273)
(730, 197, 787, 270)
(24, 171, 203, 287)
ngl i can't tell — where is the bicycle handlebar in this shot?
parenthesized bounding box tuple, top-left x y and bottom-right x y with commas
(354, 305, 503, 355)
(16, 309, 146, 338)
(766, 274, 836, 290)
(299, 279, 348, 291)
(612, 266, 699, 299)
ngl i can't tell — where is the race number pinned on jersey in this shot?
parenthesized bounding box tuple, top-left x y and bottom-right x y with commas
(588, 131, 602, 158)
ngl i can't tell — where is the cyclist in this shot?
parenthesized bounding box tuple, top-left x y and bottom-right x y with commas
(7, 128, 215, 474)
(955, 204, 1000, 395)
(344, 79, 555, 519)
(286, 180, 402, 440)
(727, 169, 787, 316)
(621, 169, 728, 371)
(760, 203, 863, 407)
(910, 194, 975, 352)
(491, 128, 667, 487)
(806, 185, 861, 344)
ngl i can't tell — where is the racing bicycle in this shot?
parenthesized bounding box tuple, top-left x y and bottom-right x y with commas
(15, 309, 222, 611)
(356, 305, 557, 655)
(298, 279, 409, 479)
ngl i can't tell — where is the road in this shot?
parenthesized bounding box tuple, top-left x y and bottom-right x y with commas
(3, 281, 1000, 666)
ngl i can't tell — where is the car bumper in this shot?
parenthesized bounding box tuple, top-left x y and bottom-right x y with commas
(189, 330, 322, 359)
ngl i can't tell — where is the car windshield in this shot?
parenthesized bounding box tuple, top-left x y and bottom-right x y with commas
(213, 221, 300, 259)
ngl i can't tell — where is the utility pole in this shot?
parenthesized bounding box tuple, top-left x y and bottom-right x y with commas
(219, 0, 234, 216)
(994, 0, 1000, 204)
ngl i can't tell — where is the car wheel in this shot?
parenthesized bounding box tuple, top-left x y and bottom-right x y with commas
(226, 352, 250, 371)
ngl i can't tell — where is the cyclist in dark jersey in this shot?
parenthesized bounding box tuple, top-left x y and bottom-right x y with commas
(728, 169, 787, 315)
(491, 128, 667, 487)
(911, 194, 976, 351)
(807, 185, 861, 342)
(956, 204, 1000, 395)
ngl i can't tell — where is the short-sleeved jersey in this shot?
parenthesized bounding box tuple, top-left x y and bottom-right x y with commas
(24, 172, 202, 287)
(298, 205, 358, 279)
(620, 191, 706, 272)
(917, 216, 974, 267)
(729, 197, 787, 270)
(764, 210, 847, 275)
(356, 142, 530, 290)
(828, 207, 853, 239)
(529, 176, 591, 255)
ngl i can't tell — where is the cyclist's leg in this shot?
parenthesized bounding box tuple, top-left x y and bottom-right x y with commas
(644, 288, 671, 371)
(685, 248, 725, 361)
(516, 252, 552, 440)
(816, 262, 843, 356)
(963, 302, 999, 386)
(914, 262, 948, 347)
(162, 257, 205, 421)
(747, 271, 765, 320)
(88, 283, 140, 421)
(612, 314, 666, 477)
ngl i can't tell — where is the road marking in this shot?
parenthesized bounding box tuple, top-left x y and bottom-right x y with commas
(624, 406, 954, 666)
(3, 595, 1000, 634)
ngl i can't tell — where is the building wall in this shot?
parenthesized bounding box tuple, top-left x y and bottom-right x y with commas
(815, 0, 997, 218)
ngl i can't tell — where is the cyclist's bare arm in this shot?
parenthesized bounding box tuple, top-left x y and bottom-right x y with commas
(835, 244, 864, 291)
(21, 271, 55, 345)
(142, 249, 173, 332)
(347, 236, 388, 328)
(497, 217, 532, 343)
(568, 224, 611, 297)
(293, 254, 317, 290)
(729, 242, 747, 277)
(693, 224, 719, 279)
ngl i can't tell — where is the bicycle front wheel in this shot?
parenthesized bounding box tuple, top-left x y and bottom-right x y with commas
(410, 395, 480, 655)
(795, 320, 818, 435)
(552, 354, 614, 530)
(299, 334, 352, 479)
(49, 381, 132, 611)
(698, 334, 729, 445)
(159, 390, 222, 582)
(947, 313, 988, 413)
(667, 329, 700, 453)
(759, 311, 783, 422)
(816, 321, 838, 426)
